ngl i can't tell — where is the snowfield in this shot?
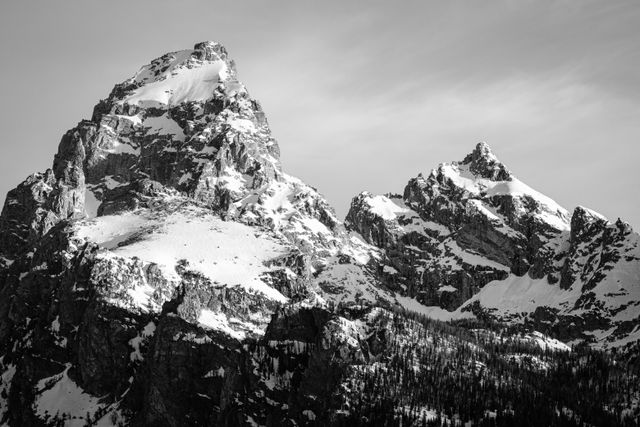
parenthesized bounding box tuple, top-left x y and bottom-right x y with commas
(74, 207, 291, 305)
(34, 365, 122, 426)
(440, 162, 570, 231)
(362, 193, 411, 221)
(119, 49, 228, 107)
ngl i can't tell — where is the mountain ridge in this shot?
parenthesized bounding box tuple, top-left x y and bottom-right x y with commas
(0, 41, 638, 426)
(346, 141, 639, 349)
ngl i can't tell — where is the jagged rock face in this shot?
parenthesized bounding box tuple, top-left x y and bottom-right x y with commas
(64, 41, 279, 215)
(346, 143, 569, 309)
(346, 143, 640, 346)
(0, 41, 388, 425)
(0, 170, 83, 261)
(0, 40, 639, 426)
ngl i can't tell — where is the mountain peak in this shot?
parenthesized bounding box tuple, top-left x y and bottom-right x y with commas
(50, 41, 283, 219)
(112, 42, 237, 108)
(193, 40, 227, 54)
(573, 205, 608, 223)
(460, 142, 512, 181)
(192, 41, 236, 65)
(1, 38, 640, 426)
(570, 205, 609, 241)
(472, 141, 495, 157)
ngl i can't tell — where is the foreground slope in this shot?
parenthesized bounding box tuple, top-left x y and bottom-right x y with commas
(346, 142, 640, 349)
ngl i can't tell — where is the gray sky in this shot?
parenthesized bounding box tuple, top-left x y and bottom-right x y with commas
(1, 1, 639, 227)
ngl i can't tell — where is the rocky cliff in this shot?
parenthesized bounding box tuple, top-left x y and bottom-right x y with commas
(0, 41, 389, 426)
(0, 42, 638, 426)
(346, 142, 640, 348)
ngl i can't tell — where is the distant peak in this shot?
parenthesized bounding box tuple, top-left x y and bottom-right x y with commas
(474, 141, 495, 158)
(570, 206, 610, 241)
(572, 205, 609, 225)
(194, 40, 224, 50)
(193, 41, 230, 62)
(460, 142, 511, 181)
(464, 142, 498, 164)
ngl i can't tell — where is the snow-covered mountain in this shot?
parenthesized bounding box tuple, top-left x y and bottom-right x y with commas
(0, 42, 638, 426)
(0, 41, 391, 425)
(0, 41, 387, 338)
(346, 142, 640, 348)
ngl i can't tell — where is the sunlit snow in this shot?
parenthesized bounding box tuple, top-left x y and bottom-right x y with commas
(120, 53, 227, 107)
(441, 163, 570, 230)
(74, 208, 290, 304)
(33, 365, 119, 426)
(363, 194, 410, 221)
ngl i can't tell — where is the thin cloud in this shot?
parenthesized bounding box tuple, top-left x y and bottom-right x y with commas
(0, 0, 638, 227)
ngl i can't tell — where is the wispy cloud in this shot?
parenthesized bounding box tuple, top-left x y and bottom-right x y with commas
(0, 0, 638, 226)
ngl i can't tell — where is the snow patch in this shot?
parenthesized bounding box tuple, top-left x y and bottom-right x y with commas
(129, 321, 156, 362)
(440, 163, 570, 230)
(395, 294, 473, 322)
(462, 274, 581, 316)
(142, 114, 186, 141)
(198, 309, 246, 340)
(228, 118, 256, 134)
(75, 209, 289, 303)
(84, 188, 100, 218)
(525, 331, 571, 352)
(102, 140, 139, 156)
(33, 365, 106, 426)
(363, 194, 410, 221)
(121, 56, 227, 107)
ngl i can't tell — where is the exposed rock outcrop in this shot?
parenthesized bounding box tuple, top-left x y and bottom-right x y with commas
(346, 143, 640, 346)
(0, 41, 385, 425)
(0, 41, 638, 426)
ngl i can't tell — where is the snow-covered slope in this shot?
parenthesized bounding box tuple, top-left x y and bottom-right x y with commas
(0, 41, 391, 425)
(347, 142, 640, 348)
(1, 40, 388, 337)
(0, 41, 638, 425)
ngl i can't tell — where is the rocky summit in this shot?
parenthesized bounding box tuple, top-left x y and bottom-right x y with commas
(0, 42, 639, 426)
(347, 142, 640, 347)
